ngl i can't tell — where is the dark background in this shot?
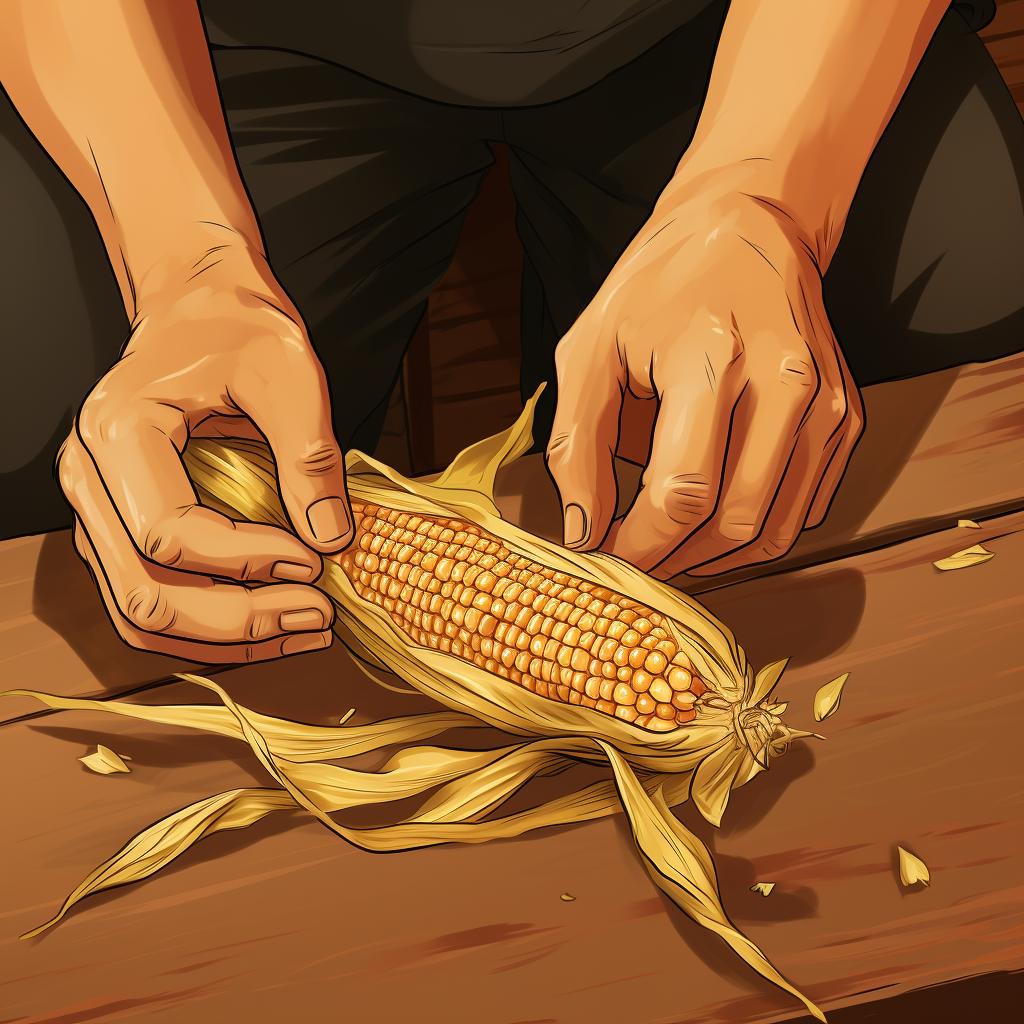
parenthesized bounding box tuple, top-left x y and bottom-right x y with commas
(375, 0, 1024, 475)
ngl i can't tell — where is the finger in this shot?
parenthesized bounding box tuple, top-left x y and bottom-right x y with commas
(235, 349, 352, 554)
(545, 328, 622, 551)
(683, 414, 842, 576)
(806, 388, 864, 527)
(665, 340, 818, 574)
(75, 400, 321, 584)
(62, 442, 335, 643)
(606, 335, 742, 571)
(73, 521, 333, 663)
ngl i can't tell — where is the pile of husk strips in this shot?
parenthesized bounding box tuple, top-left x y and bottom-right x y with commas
(9, 391, 823, 1020)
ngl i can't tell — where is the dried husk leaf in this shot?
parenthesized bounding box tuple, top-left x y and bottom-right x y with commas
(79, 744, 131, 775)
(751, 882, 776, 896)
(4, 391, 821, 1021)
(560, 892, 576, 902)
(933, 544, 994, 571)
(957, 519, 981, 529)
(600, 743, 824, 1022)
(897, 846, 931, 887)
(20, 787, 292, 938)
(813, 673, 850, 722)
(751, 659, 788, 705)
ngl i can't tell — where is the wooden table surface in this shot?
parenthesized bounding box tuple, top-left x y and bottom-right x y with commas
(2, 353, 1023, 1023)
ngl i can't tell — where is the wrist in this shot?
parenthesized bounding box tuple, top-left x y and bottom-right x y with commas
(663, 151, 855, 271)
(130, 223, 285, 318)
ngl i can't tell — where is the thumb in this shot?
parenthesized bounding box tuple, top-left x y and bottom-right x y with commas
(545, 334, 622, 551)
(240, 357, 353, 554)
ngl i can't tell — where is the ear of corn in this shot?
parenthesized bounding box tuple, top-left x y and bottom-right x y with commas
(5, 389, 823, 1021)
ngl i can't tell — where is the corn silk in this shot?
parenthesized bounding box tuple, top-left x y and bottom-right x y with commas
(8, 391, 823, 1021)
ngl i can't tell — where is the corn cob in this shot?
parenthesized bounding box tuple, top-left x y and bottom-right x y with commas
(340, 503, 707, 731)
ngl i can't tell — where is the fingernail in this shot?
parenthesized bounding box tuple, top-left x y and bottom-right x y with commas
(306, 496, 351, 545)
(563, 503, 589, 548)
(271, 560, 318, 583)
(281, 630, 332, 656)
(280, 607, 329, 633)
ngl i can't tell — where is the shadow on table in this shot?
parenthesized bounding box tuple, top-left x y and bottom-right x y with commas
(702, 567, 869, 670)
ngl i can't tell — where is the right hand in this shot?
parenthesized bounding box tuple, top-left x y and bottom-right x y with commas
(58, 247, 349, 662)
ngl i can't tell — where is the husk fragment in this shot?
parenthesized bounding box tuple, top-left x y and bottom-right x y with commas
(897, 846, 931, 888)
(813, 673, 850, 723)
(933, 544, 994, 571)
(751, 882, 776, 897)
(79, 744, 131, 775)
(5, 390, 822, 1021)
(957, 519, 981, 529)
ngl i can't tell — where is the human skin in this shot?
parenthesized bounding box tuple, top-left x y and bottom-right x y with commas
(548, 0, 948, 578)
(0, 0, 946, 657)
(0, 0, 348, 661)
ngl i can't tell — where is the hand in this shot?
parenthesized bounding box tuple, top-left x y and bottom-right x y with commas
(58, 245, 348, 661)
(546, 183, 863, 579)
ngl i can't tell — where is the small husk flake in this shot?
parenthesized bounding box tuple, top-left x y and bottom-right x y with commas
(80, 745, 131, 775)
(813, 673, 850, 722)
(897, 846, 931, 888)
(933, 544, 994, 571)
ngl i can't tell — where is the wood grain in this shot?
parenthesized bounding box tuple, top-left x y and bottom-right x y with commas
(2, 513, 1021, 1023)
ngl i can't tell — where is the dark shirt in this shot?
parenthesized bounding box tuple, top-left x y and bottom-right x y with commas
(200, 1, 997, 108)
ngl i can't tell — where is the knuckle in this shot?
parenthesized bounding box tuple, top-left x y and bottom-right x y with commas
(141, 523, 185, 568)
(544, 430, 572, 468)
(121, 583, 177, 634)
(757, 532, 796, 561)
(713, 512, 760, 547)
(647, 472, 715, 526)
(295, 440, 342, 478)
(245, 610, 275, 643)
(778, 345, 819, 391)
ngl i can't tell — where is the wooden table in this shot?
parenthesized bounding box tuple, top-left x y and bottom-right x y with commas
(2, 353, 1023, 1023)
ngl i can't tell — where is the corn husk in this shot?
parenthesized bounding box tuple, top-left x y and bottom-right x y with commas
(6, 391, 823, 1021)
(813, 673, 850, 722)
(897, 846, 931, 887)
(933, 544, 994, 571)
(79, 744, 131, 775)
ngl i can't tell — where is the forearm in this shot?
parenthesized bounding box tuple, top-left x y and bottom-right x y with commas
(669, 0, 948, 267)
(0, 0, 262, 315)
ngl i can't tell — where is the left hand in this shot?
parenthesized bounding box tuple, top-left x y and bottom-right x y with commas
(545, 181, 863, 578)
